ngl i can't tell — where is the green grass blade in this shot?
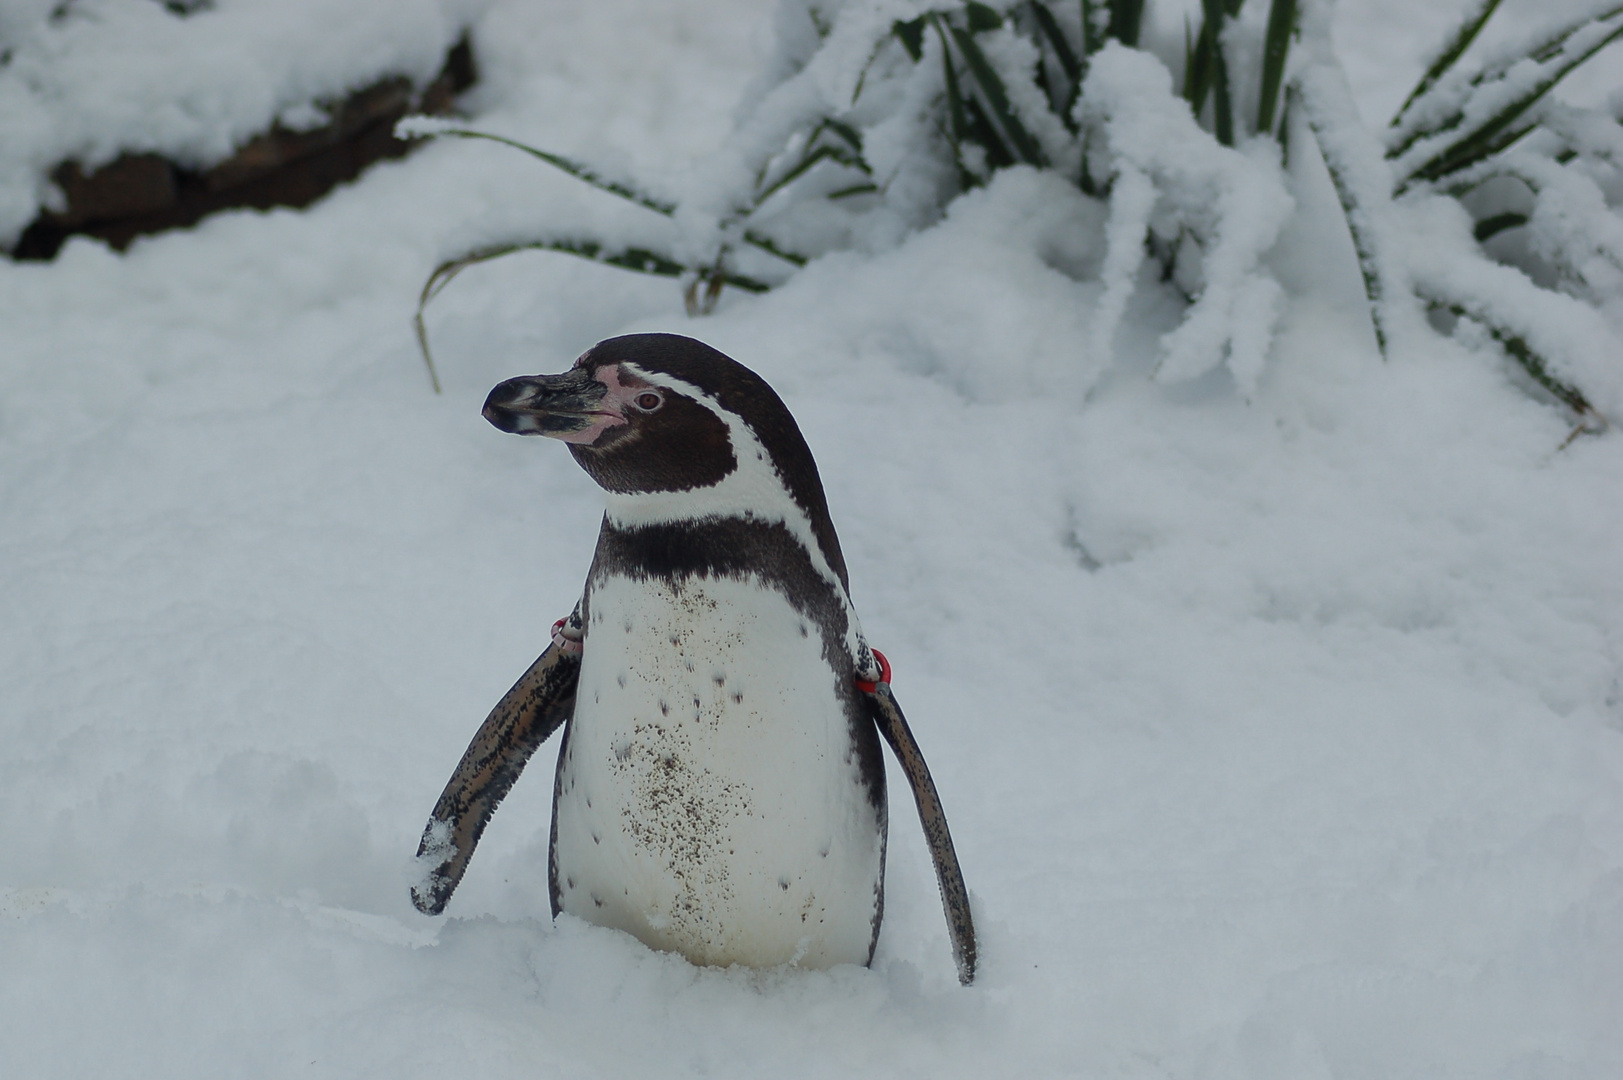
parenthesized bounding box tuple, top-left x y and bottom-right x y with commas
(851, 44, 880, 104)
(1298, 86, 1392, 355)
(1387, 101, 1463, 163)
(895, 15, 927, 61)
(1277, 85, 1293, 162)
(1428, 298, 1598, 419)
(1403, 12, 1623, 187)
(965, 96, 1019, 169)
(755, 145, 852, 200)
(755, 118, 869, 198)
(931, 16, 972, 148)
(1033, 42, 1058, 112)
(1212, 22, 1235, 145)
(827, 182, 881, 199)
(1519, 6, 1623, 65)
(1184, 16, 1195, 91)
(413, 238, 773, 389)
(1029, 1, 1082, 82)
(930, 14, 997, 184)
(1484, 316, 1594, 416)
(1184, 0, 1238, 143)
(739, 229, 808, 268)
(1256, 0, 1296, 137)
(1109, 0, 1144, 47)
(427, 128, 676, 216)
(1184, 0, 1226, 115)
(1082, 0, 1099, 56)
(426, 127, 805, 272)
(413, 244, 549, 393)
(710, 269, 773, 292)
(965, 2, 1003, 32)
(755, 141, 872, 205)
(1029, 1, 1082, 129)
(1472, 211, 1527, 242)
(823, 118, 866, 153)
(1424, 120, 1539, 182)
(1392, 0, 1502, 127)
(948, 23, 1048, 165)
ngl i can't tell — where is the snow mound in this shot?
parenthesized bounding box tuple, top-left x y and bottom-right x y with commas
(0, 0, 487, 245)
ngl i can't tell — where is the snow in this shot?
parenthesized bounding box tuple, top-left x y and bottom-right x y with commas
(1078, 43, 1292, 390)
(1491, 145, 1623, 297)
(1385, 159, 1623, 419)
(3, 1, 1623, 1078)
(0, 0, 487, 244)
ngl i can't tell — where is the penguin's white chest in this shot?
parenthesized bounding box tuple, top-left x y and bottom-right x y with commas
(552, 571, 883, 969)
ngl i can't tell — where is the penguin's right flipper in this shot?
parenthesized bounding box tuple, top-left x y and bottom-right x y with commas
(410, 626, 582, 916)
(864, 682, 978, 986)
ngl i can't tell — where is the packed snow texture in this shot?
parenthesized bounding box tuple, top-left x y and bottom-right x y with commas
(2, 1, 1622, 1078)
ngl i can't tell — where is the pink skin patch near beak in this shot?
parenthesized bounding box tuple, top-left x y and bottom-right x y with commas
(553, 363, 639, 445)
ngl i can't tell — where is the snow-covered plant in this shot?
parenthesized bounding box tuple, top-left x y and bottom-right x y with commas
(406, 0, 1300, 392)
(1296, 0, 1623, 431)
(410, 0, 1621, 431)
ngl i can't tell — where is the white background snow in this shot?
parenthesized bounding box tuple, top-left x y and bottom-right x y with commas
(3, 1, 1622, 1077)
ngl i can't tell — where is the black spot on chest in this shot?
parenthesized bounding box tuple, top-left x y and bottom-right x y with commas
(577, 516, 886, 813)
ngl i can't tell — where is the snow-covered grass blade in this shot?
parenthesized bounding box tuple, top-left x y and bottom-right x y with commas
(1388, 3, 1623, 191)
(1296, 0, 1623, 431)
(400, 122, 799, 388)
(411, 240, 763, 393)
(1389, 0, 1502, 129)
(1255, 0, 1295, 138)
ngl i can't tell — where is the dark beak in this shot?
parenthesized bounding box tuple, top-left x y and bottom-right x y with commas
(482, 369, 610, 437)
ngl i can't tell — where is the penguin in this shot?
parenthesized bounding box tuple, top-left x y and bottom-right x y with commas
(410, 333, 975, 984)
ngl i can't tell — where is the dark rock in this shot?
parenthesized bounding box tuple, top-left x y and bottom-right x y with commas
(10, 33, 476, 261)
(47, 155, 177, 228)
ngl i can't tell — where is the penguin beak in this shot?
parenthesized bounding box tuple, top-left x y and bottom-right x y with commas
(483, 370, 623, 441)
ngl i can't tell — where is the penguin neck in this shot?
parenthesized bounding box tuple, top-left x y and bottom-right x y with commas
(602, 474, 845, 604)
(600, 476, 870, 670)
(608, 362, 851, 590)
(600, 392, 849, 600)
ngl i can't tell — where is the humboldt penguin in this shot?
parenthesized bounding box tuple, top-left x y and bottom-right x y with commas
(409, 333, 975, 984)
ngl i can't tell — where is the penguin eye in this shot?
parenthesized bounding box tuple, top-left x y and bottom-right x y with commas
(631, 391, 664, 413)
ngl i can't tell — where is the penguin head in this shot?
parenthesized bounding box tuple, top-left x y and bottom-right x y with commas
(484, 341, 735, 493)
(483, 333, 849, 589)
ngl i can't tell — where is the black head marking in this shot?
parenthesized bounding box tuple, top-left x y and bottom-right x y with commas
(567, 382, 736, 496)
(486, 334, 852, 591)
(573, 334, 850, 589)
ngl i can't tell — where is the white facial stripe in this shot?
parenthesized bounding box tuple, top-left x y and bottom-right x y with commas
(608, 362, 871, 665)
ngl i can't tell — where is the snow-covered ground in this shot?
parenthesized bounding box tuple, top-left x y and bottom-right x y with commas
(3, 1, 1622, 1077)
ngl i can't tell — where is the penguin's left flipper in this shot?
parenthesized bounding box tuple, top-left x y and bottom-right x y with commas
(410, 638, 581, 916)
(863, 683, 978, 986)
